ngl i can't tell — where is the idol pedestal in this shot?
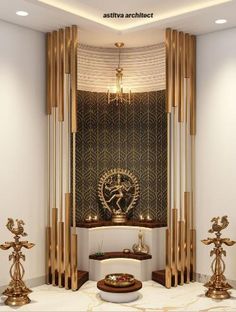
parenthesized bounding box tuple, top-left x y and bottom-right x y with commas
(97, 279, 142, 303)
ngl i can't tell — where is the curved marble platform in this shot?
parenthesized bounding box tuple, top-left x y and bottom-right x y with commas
(76, 225, 166, 281)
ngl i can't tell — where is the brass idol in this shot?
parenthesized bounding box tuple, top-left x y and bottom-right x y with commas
(0, 218, 35, 306)
(98, 168, 139, 223)
(202, 216, 235, 299)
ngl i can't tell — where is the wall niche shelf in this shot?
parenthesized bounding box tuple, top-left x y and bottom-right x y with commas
(76, 220, 166, 229)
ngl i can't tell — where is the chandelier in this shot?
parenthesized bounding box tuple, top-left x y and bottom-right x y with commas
(107, 42, 131, 105)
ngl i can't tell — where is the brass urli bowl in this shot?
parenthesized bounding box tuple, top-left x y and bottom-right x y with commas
(104, 273, 135, 288)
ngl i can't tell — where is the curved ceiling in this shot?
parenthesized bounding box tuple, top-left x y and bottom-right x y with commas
(0, 0, 236, 47)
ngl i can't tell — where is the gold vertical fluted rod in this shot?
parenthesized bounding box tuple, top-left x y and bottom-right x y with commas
(191, 138, 195, 229)
(166, 28, 172, 113)
(64, 72, 71, 289)
(184, 191, 191, 283)
(71, 25, 78, 134)
(172, 207, 178, 287)
(66, 75, 71, 192)
(72, 133, 76, 230)
(71, 132, 78, 291)
(185, 33, 192, 284)
(46, 115, 51, 285)
(51, 207, 58, 286)
(58, 219, 64, 288)
(47, 116, 51, 224)
(71, 25, 78, 291)
(171, 32, 177, 288)
(59, 123, 63, 220)
(172, 106, 178, 287)
(71, 24, 78, 229)
(64, 193, 71, 289)
(184, 34, 191, 284)
(51, 29, 58, 287)
(165, 113, 172, 288)
(178, 31, 185, 286)
(164, 28, 196, 288)
(172, 30, 177, 106)
(178, 95, 184, 285)
(172, 27, 178, 288)
(190, 35, 196, 281)
(58, 28, 65, 288)
(185, 36, 190, 193)
(167, 113, 172, 233)
(185, 77, 191, 284)
(51, 107, 57, 286)
(53, 108, 57, 206)
(190, 136, 196, 281)
(52, 32, 57, 209)
(58, 29, 64, 221)
(46, 32, 52, 285)
(64, 26, 71, 290)
(46, 32, 52, 225)
(190, 36, 196, 137)
(165, 28, 172, 288)
(175, 32, 180, 108)
(173, 109, 177, 208)
(46, 25, 80, 291)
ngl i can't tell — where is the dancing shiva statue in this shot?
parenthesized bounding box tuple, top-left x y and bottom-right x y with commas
(98, 168, 140, 223)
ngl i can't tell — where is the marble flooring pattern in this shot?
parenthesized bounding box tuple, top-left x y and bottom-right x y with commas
(0, 281, 236, 311)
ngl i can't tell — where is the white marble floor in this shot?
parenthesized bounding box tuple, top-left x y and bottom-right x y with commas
(1, 281, 236, 311)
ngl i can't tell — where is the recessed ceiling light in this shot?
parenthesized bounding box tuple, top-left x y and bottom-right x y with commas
(215, 19, 227, 24)
(16, 11, 29, 17)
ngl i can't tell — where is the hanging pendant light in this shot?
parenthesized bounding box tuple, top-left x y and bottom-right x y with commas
(107, 42, 131, 105)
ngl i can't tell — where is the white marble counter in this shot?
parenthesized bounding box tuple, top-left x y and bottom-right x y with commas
(1, 281, 236, 311)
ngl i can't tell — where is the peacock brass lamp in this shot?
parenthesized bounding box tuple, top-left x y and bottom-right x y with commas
(0, 218, 35, 306)
(202, 215, 235, 299)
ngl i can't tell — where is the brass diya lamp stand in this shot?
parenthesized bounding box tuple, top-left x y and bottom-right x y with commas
(202, 216, 235, 299)
(0, 218, 35, 306)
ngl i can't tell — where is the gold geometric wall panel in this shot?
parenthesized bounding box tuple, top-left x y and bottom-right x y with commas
(75, 90, 167, 224)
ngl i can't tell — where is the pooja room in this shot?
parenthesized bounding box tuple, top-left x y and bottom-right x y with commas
(1, 0, 236, 311)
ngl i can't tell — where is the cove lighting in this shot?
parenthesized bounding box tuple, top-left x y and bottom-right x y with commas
(215, 19, 227, 24)
(16, 11, 29, 17)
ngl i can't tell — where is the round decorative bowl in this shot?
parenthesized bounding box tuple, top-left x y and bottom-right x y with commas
(104, 273, 135, 288)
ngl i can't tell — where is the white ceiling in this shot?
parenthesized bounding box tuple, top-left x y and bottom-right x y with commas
(0, 0, 236, 47)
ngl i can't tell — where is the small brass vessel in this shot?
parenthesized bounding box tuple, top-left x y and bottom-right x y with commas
(132, 230, 149, 254)
(104, 273, 135, 288)
(123, 248, 131, 254)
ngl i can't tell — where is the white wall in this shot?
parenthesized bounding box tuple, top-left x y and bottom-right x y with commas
(0, 20, 46, 287)
(196, 27, 236, 280)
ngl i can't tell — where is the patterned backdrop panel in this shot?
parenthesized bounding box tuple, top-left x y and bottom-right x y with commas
(75, 90, 167, 223)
